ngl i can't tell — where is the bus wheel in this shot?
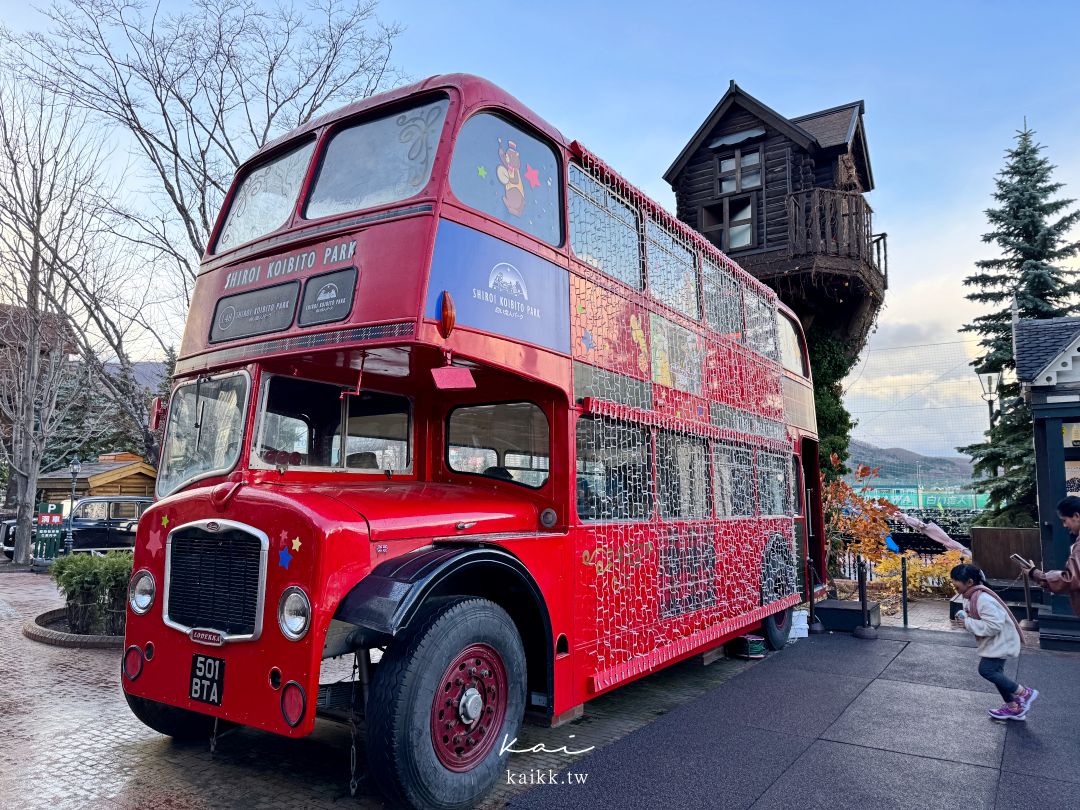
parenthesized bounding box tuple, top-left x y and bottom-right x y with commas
(366, 597, 526, 810)
(124, 692, 216, 742)
(762, 608, 793, 651)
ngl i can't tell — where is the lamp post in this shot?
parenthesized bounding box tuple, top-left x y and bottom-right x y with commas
(64, 457, 81, 556)
(977, 370, 1002, 431)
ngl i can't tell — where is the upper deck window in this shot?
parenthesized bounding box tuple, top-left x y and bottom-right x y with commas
(305, 97, 450, 220)
(778, 313, 809, 376)
(646, 220, 700, 319)
(449, 112, 562, 247)
(702, 258, 743, 338)
(568, 164, 642, 289)
(215, 140, 315, 253)
(744, 291, 780, 362)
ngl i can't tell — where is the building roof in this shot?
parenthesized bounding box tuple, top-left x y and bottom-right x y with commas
(791, 102, 864, 149)
(664, 81, 872, 189)
(38, 458, 157, 484)
(1013, 316, 1080, 383)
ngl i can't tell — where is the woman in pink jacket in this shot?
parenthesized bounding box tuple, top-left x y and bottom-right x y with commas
(1029, 496, 1080, 615)
(951, 564, 1038, 721)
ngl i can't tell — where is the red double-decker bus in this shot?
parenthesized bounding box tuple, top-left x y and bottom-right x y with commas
(122, 74, 824, 809)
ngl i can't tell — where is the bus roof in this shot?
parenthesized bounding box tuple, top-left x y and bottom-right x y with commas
(252, 73, 566, 169)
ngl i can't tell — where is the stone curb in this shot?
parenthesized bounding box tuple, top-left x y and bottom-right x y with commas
(22, 608, 124, 649)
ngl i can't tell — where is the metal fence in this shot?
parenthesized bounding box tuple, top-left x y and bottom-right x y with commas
(836, 549, 948, 586)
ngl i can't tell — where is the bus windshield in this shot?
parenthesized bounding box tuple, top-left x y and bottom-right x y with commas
(252, 376, 412, 472)
(157, 372, 250, 497)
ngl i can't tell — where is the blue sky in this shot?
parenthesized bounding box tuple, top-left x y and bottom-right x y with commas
(388, 0, 1080, 456)
(6, 0, 1079, 456)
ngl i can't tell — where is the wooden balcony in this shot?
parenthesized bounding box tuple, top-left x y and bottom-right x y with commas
(787, 189, 887, 290)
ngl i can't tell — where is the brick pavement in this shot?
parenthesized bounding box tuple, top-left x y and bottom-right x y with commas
(0, 565, 753, 809)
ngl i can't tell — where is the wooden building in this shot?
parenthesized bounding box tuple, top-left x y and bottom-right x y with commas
(665, 81, 887, 353)
(1014, 315, 1080, 650)
(37, 453, 157, 505)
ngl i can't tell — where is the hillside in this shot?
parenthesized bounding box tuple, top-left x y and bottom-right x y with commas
(847, 439, 974, 487)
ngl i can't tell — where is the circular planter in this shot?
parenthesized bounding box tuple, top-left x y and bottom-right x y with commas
(22, 607, 124, 649)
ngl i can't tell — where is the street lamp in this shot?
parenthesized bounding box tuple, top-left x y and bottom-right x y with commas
(977, 370, 1002, 430)
(65, 456, 81, 556)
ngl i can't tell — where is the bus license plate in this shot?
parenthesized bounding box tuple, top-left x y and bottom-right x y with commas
(190, 653, 225, 706)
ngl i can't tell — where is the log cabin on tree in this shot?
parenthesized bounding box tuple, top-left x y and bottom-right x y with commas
(665, 81, 887, 355)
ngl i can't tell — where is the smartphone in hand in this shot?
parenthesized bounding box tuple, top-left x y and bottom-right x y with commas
(1010, 553, 1034, 569)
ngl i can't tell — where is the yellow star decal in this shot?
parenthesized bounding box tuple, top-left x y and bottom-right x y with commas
(291, 537, 301, 552)
(161, 515, 169, 528)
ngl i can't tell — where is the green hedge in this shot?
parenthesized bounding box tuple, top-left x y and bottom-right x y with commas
(50, 552, 134, 635)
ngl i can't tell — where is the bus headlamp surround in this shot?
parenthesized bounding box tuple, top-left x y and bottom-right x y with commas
(128, 569, 156, 615)
(277, 586, 311, 641)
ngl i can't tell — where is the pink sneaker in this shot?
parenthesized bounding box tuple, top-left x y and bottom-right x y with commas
(988, 702, 1026, 721)
(1014, 687, 1039, 713)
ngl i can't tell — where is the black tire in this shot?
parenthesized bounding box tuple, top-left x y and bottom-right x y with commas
(366, 597, 526, 810)
(124, 692, 216, 742)
(762, 607, 793, 650)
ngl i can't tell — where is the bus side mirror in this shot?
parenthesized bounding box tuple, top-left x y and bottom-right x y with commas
(149, 397, 168, 432)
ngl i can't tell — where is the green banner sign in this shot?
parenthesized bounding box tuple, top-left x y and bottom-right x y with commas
(863, 489, 989, 510)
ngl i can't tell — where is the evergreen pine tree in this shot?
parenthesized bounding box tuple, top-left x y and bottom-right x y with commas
(960, 127, 1080, 526)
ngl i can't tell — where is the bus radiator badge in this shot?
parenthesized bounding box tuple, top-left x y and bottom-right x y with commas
(190, 628, 225, 646)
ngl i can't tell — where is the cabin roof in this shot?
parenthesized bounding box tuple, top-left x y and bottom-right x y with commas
(664, 82, 874, 191)
(1014, 316, 1080, 383)
(791, 102, 864, 149)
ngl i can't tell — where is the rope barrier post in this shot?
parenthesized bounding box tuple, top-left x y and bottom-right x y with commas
(1020, 569, 1039, 631)
(901, 555, 909, 628)
(853, 556, 878, 640)
(807, 556, 825, 635)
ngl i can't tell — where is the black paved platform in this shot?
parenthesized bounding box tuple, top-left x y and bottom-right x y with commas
(510, 631, 1080, 810)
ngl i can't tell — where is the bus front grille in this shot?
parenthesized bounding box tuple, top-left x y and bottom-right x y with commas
(164, 522, 267, 639)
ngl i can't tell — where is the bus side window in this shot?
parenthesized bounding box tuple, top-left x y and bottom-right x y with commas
(778, 313, 809, 377)
(756, 450, 792, 517)
(447, 402, 549, 489)
(657, 431, 710, 519)
(575, 416, 652, 521)
(713, 442, 754, 518)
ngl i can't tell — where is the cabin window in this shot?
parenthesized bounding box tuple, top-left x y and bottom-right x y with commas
(702, 258, 744, 338)
(449, 112, 562, 247)
(699, 195, 756, 252)
(658, 432, 711, 519)
(717, 147, 762, 195)
(447, 401, 550, 488)
(713, 442, 754, 517)
(568, 163, 642, 289)
(305, 96, 449, 220)
(215, 139, 316, 253)
(575, 416, 652, 521)
(778, 313, 809, 376)
(646, 219, 700, 319)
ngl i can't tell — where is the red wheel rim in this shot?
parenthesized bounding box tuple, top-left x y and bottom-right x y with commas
(430, 643, 508, 772)
(773, 609, 788, 630)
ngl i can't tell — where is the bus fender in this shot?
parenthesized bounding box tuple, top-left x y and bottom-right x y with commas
(334, 544, 551, 645)
(333, 544, 555, 717)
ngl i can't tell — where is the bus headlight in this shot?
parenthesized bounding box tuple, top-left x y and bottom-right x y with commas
(277, 587, 311, 641)
(128, 570, 156, 615)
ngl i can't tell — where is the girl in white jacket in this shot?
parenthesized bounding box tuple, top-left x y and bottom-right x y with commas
(951, 563, 1038, 721)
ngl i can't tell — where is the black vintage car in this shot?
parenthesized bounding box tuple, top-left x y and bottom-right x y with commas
(2, 496, 152, 560)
